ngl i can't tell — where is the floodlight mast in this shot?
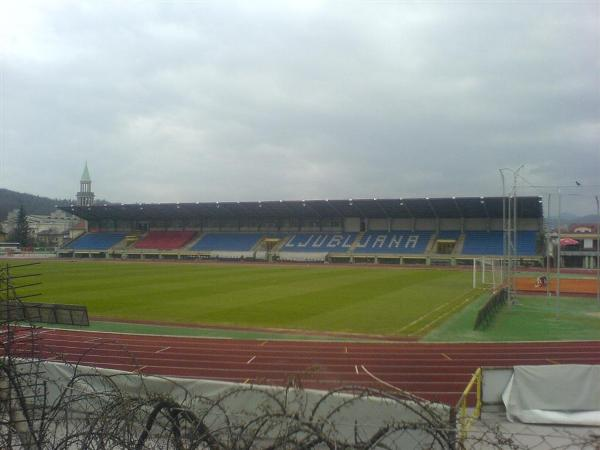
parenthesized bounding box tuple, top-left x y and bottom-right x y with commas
(499, 165, 525, 306)
(556, 189, 561, 316)
(596, 195, 599, 306)
(499, 169, 507, 288)
(546, 193, 551, 300)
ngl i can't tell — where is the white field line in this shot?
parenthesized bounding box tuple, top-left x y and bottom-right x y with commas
(397, 302, 450, 333)
(354, 365, 359, 374)
(155, 346, 170, 354)
(410, 295, 474, 336)
(246, 355, 256, 364)
(397, 289, 479, 334)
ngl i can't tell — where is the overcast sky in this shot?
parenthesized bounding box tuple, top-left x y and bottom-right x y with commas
(1, 1, 598, 213)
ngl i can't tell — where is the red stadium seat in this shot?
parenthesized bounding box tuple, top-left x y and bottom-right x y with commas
(133, 231, 196, 250)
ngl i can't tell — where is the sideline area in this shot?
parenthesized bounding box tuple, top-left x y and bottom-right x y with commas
(425, 293, 600, 342)
(37, 319, 389, 342)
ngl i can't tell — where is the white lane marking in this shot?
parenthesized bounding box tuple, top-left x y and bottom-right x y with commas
(155, 346, 170, 354)
(354, 365, 359, 374)
(84, 337, 103, 344)
(3, 329, 50, 344)
(360, 365, 428, 402)
(246, 355, 256, 364)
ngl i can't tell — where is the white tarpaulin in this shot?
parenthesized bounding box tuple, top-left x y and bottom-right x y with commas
(502, 364, 600, 426)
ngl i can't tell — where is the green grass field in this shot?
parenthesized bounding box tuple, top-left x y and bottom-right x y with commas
(17, 260, 476, 337)
(425, 293, 600, 342)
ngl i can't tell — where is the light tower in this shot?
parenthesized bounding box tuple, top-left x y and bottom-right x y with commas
(76, 162, 95, 207)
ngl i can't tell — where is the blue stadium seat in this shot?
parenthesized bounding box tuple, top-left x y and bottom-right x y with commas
(516, 231, 538, 256)
(66, 232, 126, 250)
(462, 231, 503, 255)
(191, 233, 266, 252)
(462, 231, 538, 256)
(353, 231, 433, 254)
(281, 233, 357, 252)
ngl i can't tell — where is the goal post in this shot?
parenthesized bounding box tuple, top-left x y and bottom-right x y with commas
(472, 257, 504, 289)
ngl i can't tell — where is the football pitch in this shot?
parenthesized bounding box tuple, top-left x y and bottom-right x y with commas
(21, 261, 476, 337)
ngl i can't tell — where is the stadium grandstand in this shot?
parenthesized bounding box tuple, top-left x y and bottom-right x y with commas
(58, 196, 544, 266)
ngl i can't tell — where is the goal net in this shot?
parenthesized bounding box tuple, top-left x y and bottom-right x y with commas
(472, 257, 505, 289)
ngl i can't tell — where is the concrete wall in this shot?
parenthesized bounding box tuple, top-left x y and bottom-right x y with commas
(517, 218, 541, 231)
(415, 219, 436, 231)
(482, 367, 514, 406)
(439, 218, 462, 230)
(344, 217, 361, 232)
(391, 218, 414, 230)
(464, 218, 489, 231)
(368, 218, 389, 231)
(95, 216, 542, 234)
(25, 360, 453, 450)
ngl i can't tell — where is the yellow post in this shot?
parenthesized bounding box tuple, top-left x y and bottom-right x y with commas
(455, 367, 482, 445)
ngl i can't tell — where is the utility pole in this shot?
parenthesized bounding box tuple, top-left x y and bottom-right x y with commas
(499, 165, 524, 307)
(555, 189, 561, 316)
(596, 195, 599, 306)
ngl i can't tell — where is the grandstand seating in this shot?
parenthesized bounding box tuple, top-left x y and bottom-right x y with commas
(66, 229, 540, 258)
(462, 231, 503, 255)
(133, 231, 196, 250)
(281, 233, 357, 252)
(353, 231, 433, 254)
(190, 233, 266, 252)
(66, 232, 126, 250)
(515, 231, 538, 256)
(462, 231, 538, 256)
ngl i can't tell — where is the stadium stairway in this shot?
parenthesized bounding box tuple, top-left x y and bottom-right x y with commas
(424, 233, 437, 254)
(122, 234, 142, 248)
(348, 232, 365, 253)
(452, 233, 465, 255)
(185, 233, 205, 250)
(268, 235, 294, 259)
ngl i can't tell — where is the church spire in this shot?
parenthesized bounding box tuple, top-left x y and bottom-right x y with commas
(81, 161, 91, 183)
(77, 162, 95, 207)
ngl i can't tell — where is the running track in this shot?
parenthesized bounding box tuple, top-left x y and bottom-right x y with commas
(8, 328, 600, 406)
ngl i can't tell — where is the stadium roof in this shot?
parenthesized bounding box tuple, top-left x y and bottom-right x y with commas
(61, 196, 543, 221)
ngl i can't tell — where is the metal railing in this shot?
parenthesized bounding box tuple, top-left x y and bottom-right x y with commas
(454, 367, 482, 447)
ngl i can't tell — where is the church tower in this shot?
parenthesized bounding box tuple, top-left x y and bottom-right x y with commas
(76, 162, 95, 207)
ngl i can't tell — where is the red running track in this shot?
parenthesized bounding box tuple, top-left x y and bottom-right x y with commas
(7, 328, 600, 406)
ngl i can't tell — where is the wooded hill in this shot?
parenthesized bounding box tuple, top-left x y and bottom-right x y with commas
(0, 188, 71, 220)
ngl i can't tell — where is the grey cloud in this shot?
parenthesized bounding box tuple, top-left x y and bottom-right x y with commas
(1, 1, 598, 214)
